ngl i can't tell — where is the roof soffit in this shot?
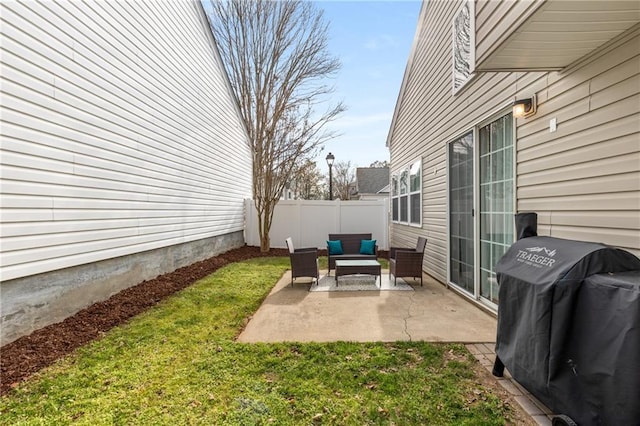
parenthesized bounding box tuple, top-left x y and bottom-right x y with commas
(476, 0, 640, 71)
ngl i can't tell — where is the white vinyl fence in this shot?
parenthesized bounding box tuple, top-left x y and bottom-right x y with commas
(245, 199, 389, 250)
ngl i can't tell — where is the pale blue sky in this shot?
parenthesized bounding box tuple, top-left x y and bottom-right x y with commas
(313, 1, 422, 172)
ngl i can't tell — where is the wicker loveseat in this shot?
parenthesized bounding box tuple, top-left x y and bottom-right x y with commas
(327, 233, 378, 275)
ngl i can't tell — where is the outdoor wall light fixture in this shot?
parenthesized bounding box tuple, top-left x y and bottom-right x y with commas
(326, 152, 335, 200)
(513, 95, 536, 118)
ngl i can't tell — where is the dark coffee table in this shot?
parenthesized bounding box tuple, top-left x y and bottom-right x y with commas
(335, 260, 381, 286)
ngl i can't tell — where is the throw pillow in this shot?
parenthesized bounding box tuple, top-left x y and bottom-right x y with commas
(360, 239, 376, 255)
(327, 240, 344, 255)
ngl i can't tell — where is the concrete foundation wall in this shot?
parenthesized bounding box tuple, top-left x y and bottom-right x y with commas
(0, 231, 244, 346)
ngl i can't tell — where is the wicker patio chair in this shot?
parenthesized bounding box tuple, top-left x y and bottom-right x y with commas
(389, 237, 427, 286)
(285, 237, 319, 287)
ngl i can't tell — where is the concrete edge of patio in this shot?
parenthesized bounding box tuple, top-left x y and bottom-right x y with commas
(238, 269, 498, 343)
(238, 269, 556, 424)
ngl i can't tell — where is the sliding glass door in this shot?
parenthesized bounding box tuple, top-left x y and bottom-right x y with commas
(448, 132, 474, 293)
(448, 112, 514, 306)
(479, 114, 514, 304)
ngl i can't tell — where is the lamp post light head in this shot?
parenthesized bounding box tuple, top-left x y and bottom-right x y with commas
(325, 152, 335, 167)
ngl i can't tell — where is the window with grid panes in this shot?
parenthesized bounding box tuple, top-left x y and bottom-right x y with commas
(391, 158, 421, 226)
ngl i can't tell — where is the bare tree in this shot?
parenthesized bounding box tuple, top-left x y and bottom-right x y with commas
(369, 160, 389, 168)
(207, 0, 345, 251)
(331, 160, 355, 200)
(294, 160, 324, 200)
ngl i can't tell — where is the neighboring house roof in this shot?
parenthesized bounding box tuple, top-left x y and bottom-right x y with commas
(355, 167, 390, 196)
(377, 183, 390, 194)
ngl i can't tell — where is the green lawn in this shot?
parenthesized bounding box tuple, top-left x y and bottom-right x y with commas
(1, 257, 516, 425)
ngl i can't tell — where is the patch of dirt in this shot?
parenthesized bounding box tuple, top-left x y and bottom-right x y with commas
(469, 356, 538, 426)
(444, 347, 537, 425)
(0, 245, 288, 395)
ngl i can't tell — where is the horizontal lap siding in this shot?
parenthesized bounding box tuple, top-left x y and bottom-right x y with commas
(389, 1, 640, 283)
(390, 0, 523, 283)
(475, 0, 543, 68)
(389, 1, 447, 280)
(517, 30, 640, 256)
(0, 1, 252, 280)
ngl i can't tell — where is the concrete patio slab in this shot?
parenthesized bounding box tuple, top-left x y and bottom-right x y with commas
(238, 269, 556, 423)
(237, 270, 497, 343)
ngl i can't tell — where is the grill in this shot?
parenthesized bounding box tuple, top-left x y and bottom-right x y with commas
(492, 213, 640, 425)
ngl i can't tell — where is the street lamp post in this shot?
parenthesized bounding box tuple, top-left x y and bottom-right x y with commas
(326, 152, 335, 200)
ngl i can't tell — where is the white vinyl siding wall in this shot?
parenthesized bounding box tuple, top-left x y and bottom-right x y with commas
(388, 0, 640, 285)
(1, 1, 252, 281)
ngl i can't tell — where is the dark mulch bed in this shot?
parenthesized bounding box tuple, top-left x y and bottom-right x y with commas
(0, 245, 290, 396)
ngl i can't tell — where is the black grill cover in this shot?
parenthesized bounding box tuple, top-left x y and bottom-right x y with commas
(495, 236, 640, 425)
